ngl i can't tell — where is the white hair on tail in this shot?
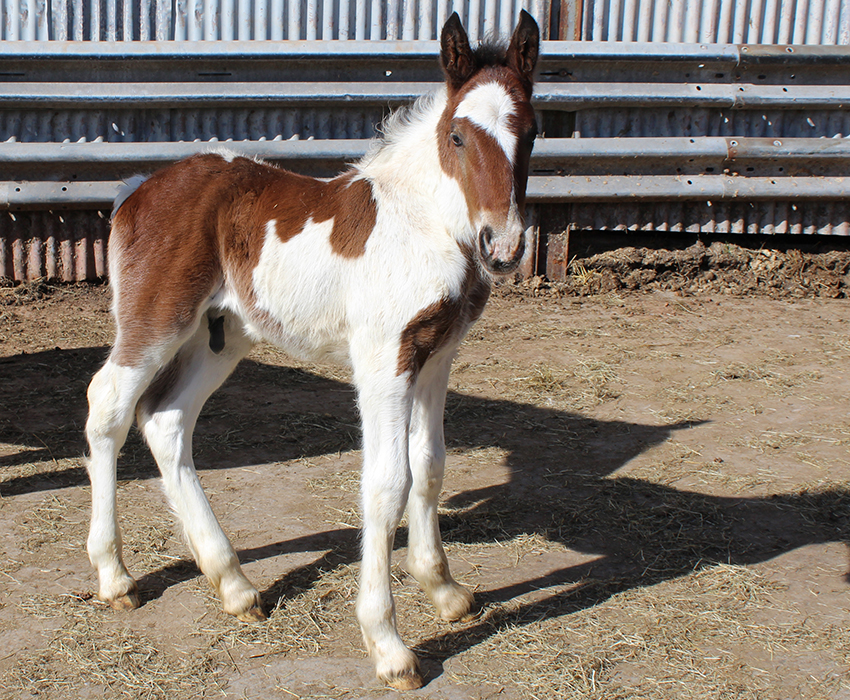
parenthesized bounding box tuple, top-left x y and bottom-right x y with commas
(112, 174, 149, 218)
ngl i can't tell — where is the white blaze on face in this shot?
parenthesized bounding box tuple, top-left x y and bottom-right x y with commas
(454, 82, 517, 162)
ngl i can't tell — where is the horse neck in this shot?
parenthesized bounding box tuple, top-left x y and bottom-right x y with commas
(359, 90, 473, 245)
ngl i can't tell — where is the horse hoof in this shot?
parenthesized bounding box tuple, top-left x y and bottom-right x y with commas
(385, 670, 424, 691)
(435, 583, 475, 622)
(236, 604, 267, 623)
(106, 585, 141, 611)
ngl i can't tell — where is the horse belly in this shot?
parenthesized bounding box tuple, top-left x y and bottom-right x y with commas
(246, 219, 352, 363)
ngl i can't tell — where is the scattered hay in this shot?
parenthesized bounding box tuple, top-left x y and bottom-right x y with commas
(5, 595, 223, 699)
(741, 430, 813, 454)
(712, 363, 823, 393)
(518, 361, 620, 408)
(20, 494, 87, 555)
(0, 278, 58, 306)
(206, 558, 360, 658)
(448, 563, 796, 700)
(625, 442, 704, 487)
(307, 464, 361, 497)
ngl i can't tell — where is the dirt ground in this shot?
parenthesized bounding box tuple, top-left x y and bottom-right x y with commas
(1, 258, 849, 699)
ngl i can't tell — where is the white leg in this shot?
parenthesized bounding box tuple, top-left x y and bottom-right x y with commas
(136, 317, 264, 621)
(86, 359, 163, 609)
(352, 350, 422, 690)
(405, 352, 474, 621)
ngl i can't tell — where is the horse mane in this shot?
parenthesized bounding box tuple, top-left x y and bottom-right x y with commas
(471, 38, 510, 68)
(360, 89, 443, 166)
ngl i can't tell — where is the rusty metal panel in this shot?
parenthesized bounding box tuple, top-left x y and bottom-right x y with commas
(0, 210, 109, 281)
(545, 229, 569, 280)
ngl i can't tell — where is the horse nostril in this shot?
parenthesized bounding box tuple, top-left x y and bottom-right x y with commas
(478, 226, 494, 257)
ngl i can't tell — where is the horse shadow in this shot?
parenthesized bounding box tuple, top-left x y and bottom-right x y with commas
(2, 345, 848, 671)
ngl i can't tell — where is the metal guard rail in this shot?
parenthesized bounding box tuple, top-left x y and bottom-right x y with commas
(3, 39, 850, 62)
(3, 137, 850, 208)
(5, 175, 850, 209)
(2, 82, 849, 109)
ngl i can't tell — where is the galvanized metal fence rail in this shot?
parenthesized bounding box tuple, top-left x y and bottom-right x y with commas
(3, 5, 850, 280)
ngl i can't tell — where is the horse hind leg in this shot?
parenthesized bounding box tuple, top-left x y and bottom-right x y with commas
(136, 314, 264, 622)
(86, 356, 166, 610)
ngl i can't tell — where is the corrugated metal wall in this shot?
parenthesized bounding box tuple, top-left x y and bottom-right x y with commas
(6, 0, 850, 43)
(4, 1, 850, 282)
(0, 0, 552, 41)
(582, 0, 850, 44)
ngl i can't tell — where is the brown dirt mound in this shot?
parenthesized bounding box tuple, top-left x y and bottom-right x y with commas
(516, 241, 850, 298)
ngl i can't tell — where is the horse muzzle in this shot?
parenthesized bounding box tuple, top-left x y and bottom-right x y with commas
(477, 225, 526, 274)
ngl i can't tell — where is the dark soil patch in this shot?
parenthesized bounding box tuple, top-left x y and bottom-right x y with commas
(513, 240, 850, 298)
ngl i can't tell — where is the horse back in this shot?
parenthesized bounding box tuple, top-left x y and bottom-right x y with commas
(108, 153, 381, 365)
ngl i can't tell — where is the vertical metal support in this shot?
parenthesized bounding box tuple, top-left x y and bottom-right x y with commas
(545, 229, 568, 281)
(306, 0, 318, 39)
(156, 0, 170, 39)
(90, 0, 101, 39)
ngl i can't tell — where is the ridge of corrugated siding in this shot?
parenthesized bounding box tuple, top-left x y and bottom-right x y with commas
(1, 0, 551, 41)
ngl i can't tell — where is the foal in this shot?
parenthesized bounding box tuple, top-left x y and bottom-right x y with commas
(85, 12, 539, 689)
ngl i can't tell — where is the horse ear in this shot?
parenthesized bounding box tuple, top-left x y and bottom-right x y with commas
(440, 12, 476, 87)
(507, 10, 539, 86)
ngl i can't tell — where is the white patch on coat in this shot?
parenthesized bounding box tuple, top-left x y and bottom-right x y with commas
(251, 218, 351, 364)
(454, 82, 517, 162)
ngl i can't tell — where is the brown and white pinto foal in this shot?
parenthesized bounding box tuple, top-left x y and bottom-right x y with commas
(85, 12, 538, 690)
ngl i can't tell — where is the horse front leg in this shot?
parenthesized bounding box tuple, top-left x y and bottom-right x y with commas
(352, 356, 422, 690)
(405, 352, 474, 621)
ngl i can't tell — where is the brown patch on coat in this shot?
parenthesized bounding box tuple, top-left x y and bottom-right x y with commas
(327, 176, 378, 258)
(108, 156, 227, 367)
(107, 154, 377, 367)
(252, 169, 377, 258)
(397, 253, 490, 380)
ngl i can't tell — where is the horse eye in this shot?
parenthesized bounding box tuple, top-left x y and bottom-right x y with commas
(451, 132, 463, 147)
